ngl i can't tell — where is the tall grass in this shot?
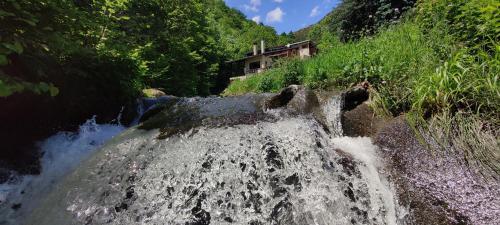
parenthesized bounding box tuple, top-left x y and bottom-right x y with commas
(224, 0, 499, 177)
(224, 18, 498, 121)
(224, 21, 440, 115)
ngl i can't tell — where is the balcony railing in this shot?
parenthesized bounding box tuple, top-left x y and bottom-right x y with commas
(244, 68, 270, 75)
(245, 68, 259, 74)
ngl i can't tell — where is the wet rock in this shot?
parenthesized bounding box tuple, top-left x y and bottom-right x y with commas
(342, 103, 387, 137)
(270, 199, 294, 224)
(336, 153, 360, 178)
(344, 187, 356, 202)
(265, 85, 300, 109)
(375, 116, 500, 225)
(342, 85, 369, 111)
(265, 85, 322, 116)
(263, 142, 283, 169)
(286, 87, 320, 114)
(340, 83, 388, 138)
(138, 97, 180, 123)
(284, 173, 301, 191)
(190, 193, 211, 225)
(0, 168, 12, 184)
(11, 203, 22, 211)
(142, 88, 166, 98)
(138, 95, 274, 139)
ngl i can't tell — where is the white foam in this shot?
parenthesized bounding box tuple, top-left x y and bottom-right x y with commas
(322, 95, 343, 136)
(331, 136, 405, 225)
(0, 117, 125, 224)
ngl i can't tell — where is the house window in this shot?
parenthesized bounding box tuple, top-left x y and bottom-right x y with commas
(302, 44, 308, 48)
(249, 61, 260, 70)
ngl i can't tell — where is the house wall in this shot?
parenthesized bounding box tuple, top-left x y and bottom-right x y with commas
(242, 42, 316, 75)
(299, 45, 311, 59)
(244, 55, 273, 74)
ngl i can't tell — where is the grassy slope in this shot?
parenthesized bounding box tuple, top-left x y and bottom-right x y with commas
(223, 17, 498, 120)
(223, 1, 499, 174)
(224, 20, 438, 115)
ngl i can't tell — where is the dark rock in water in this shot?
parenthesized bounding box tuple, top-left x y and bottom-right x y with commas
(11, 203, 22, 211)
(344, 187, 356, 202)
(265, 85, 300, 109)
(138, 97, 180, 123)
(0, 168, 12, 184)
(265, 85, 321, 116)
(341, 103, 387, 138)
(270, 199, 294, 224)
(342, 85, 369, 111)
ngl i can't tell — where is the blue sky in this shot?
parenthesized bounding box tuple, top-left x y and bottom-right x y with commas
(223, 0, 340, 33)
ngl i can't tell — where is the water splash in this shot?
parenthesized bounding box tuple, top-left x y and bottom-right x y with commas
(331, 137, 407, 225)
(24, 95, 405, 225)
(0, 117, 125, 224)
(322, 95, 344, 136)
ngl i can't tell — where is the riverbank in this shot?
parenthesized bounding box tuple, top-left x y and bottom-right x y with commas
(340, 92, 499, 224)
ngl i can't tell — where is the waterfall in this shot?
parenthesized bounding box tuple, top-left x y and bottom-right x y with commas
(0, 92, 406, 225)
(0, 96, 180, 224)
(22, 94, 405, 225)
(0, 117, 126, 224)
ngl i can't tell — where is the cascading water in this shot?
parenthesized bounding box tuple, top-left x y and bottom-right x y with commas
(0, 97, 173, 225)
(0, 117, 126, 225)
(19, 91, 406, 225)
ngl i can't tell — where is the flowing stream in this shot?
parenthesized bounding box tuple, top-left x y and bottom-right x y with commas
(1, 92, 406, 225)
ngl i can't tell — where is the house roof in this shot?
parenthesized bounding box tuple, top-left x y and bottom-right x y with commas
(226, 40, 314, 63)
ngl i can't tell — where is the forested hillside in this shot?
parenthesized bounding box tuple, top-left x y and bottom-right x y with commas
(207, 0, 292, 60)
(0, 0, 287, 98)
(295, 0, 416, 45)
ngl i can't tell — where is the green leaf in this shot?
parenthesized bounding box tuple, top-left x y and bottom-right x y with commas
(0, 55, 7, 66)
(38, 82, 49, 92)
(49, 85, 59, 96)
(0, 9, 15, 18)
(0, 80, 13, 97)
(3, 42, 23, 54)
(12, 2, 21, 10)
(19, 18, 37, 26)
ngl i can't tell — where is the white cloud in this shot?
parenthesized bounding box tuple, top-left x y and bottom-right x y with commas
(266, 7, 285, 23)
(251, 0, 261, 5)
(252, 16, 261, 23)
(310, 6, 320, 17)
(243, 0, 261, 12)
(273, 0, 284, 3)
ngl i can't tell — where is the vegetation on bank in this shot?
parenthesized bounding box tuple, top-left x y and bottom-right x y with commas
(224, 0, 499, 120)
(224, 0, 499, 173)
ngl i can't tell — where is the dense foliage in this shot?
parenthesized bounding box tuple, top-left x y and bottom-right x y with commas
(303, 0, 416, 43)
(225, 0, 499, 122)
(0, 0, 286, 98)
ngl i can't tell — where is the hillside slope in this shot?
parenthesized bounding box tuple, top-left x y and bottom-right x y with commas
(207, 0, 291, 60)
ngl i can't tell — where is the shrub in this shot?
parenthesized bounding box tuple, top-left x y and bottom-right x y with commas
(257, 75, 274, 92)
(281, 58, 304, 86)
(418, 0, 500, 52)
